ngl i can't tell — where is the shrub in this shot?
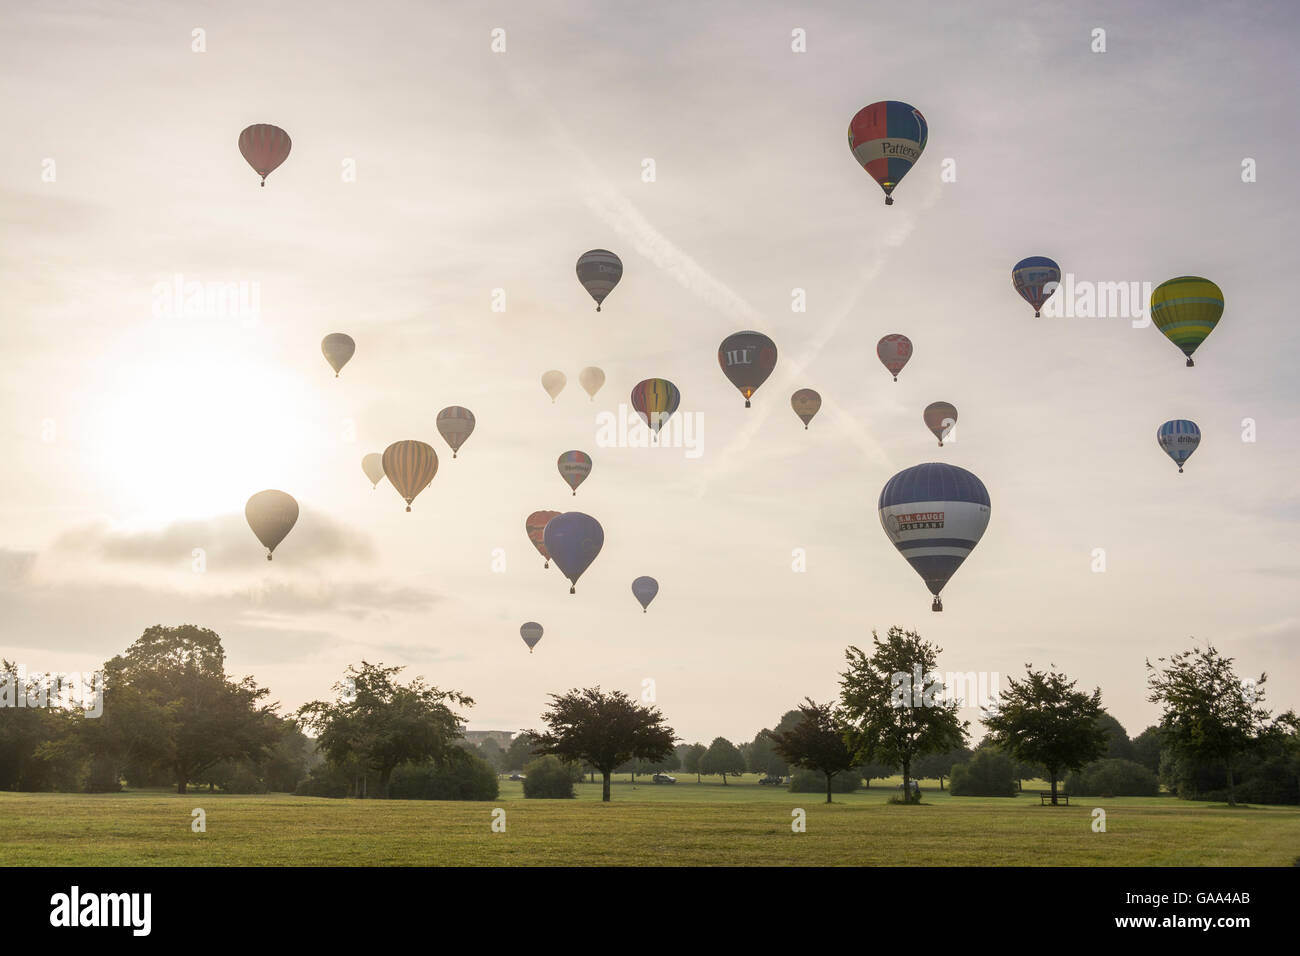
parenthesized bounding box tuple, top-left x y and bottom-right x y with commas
(1066, 758, 1159, 797)
(294, 765, 350, 798)
(522, 755, 577, 798)
(950, 750, 1016, 797)
(388, 754, 499, 801)
(788, 767, 862, 793)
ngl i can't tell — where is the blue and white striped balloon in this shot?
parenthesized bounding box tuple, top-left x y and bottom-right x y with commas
(1157, 420, 1201, 473)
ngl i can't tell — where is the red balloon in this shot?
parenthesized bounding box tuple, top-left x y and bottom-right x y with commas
(238, 124, 292, 186)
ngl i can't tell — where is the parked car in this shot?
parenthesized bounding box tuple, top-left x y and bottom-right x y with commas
(898, 780, 919, 793)
(652, 773, 677, 784)
(758, 775, 785, 786)
(508, 773, 526, 781)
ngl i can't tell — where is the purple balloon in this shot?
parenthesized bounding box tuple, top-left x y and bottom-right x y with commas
(543, 512, 604, 594)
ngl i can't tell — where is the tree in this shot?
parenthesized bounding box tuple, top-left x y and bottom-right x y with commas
(1146, 644, 1285, 807)
(914, 744, 973, 790)
(982, 665, 1107, 806)
(526, 687, 677, 802)
(699, 737, 746, 784)
(296, 661, 472, 799)
(681, 742, 707, 782)
(522, 755, 577, 799)
(838, 627, 968, 803)
(504, 733, 537, 772)
(1131, 725, 1163, 775)
(744, 728, 789, 776)
(766, 699, 857, 803)
(1096, 711, 1136, 761)
(950, 749, 1016, 797)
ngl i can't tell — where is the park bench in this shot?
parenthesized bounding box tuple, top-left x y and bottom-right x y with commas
(1039, 792, 1069, 805)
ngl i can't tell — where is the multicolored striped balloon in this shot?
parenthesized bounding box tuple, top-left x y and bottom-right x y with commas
(1012, 257, 1061, 317)
(1150, 276, 1224, 367)
(436, 406, 476, 458)
(557, 450, 592, 495)
(1157, 420, 1200, 473)
(238, 124, 292, 186)
(382, 440, 438, 512)
(526, 510, 561, 567)
(847, 101, 928, 205)
(576, 249, 623, 311)
(879, 463, 990, 611)
(876, 334, 912, 381)
(631, 378, 681, 435)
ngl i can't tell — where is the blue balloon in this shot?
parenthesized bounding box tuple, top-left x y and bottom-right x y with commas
(543, 512, 605, 594)
(1157, 419, 1200, 473)
(631, 576, 659, 612)
(1012, 256, 1061, 317)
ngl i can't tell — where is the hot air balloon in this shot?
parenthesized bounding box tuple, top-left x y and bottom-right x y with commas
(245, 490, 299, 561)
(631, 378, 681, 436)
(847, 102, 928, 205)
(923, 402, 958, 446)
(876, 334, 912, 381)
(382, 440, 438, 512)
(238, 124, 292, 186)
(791, 389, 821, 429)
(557, 451, 592, 495)
(576, 249, 622, 311)
(1157, 420, 1201, 473)
(879, 463, 990, 611)
(631, 576, 659, 613)
(361, 453, 385, 489)
(543, 512, 604, 594)
(718, 331, 777, 408)
(1012, 257, 1061, 317)
(520, 622, 543, 653)
(542, 370, 567, 403)
(526, 510, 561, 568)
(436, 406, 475, 459)
(579, 366, 606, 400)
(321, 333, 355, 377)
(1150, 277, 1224, 367)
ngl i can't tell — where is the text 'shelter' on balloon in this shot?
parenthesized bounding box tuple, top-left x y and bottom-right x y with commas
(245, 489, 299, 561)
(718, 331, 777, 408)
(543, 512, 604, 594)
(576, 250, 623, 312)
(557, 450, 592, 496)
(382, 440, 438, 512)
(847, 102, 927, 205)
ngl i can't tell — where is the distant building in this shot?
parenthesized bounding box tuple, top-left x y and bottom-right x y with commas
(459, 729, 516, 750)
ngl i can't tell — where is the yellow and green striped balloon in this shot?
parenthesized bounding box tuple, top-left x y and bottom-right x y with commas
(1150, 276, 1223, 367)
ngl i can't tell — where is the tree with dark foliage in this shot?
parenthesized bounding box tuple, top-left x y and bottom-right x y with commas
(766, 698, 858, 803)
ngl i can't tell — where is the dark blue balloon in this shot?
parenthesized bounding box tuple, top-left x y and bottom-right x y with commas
(543, 512, 604, 594)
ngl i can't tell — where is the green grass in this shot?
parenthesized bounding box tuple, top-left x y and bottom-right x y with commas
(1, 780, 1295, 866)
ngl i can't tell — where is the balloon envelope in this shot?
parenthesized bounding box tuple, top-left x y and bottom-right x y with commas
(847, 102, 928, 204)
(1150, 276, 1223, 366)
(361, 453, 385, 488)
(543, 512, 604, 593)
(576, 249, 623, 311)
(718, 331, 778, 407)
(245, 489, 299, 560)
(1157, 419, 1201, 473)
(1012, 257, 1061, 317)
(876, 334, 913, 381)
(879, 463, 990, 608)
(579, 366, 606, 400)
(436, 406, 476, 458)
(791, 389, 821, 429)
(520, 622, 543, 652)
(557, 451, 592, 494)
(238, 124, 291, 185)
(382, 440, 438, 511)
(923, 402, 958, 446)
(631, 378, 681, 434)
(321, 333, 355, 377)
(631, 576, 659, 612)
(526, 510, 562, 567)
(542, 370, 567, 402)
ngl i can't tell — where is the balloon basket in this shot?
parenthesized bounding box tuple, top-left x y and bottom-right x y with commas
(931, 597, 943, 612)
(569, 586, 575, 594)
(1186, 358, 1194, 367)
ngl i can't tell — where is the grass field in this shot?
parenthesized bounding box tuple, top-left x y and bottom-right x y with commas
(2, 777, 1297, 866)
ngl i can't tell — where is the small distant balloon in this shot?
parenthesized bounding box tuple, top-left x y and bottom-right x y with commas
(1012, 257, 1061, 317)
(436, 406, 475, 459)
(520, 622, 543, 653)
(923, 402, 958, 446)
(876, 334, 912, 381)
(382, 440, 438, 512)
(576, 249, 623, 311)
(542, 370, 567, 403)
(847, 101, 928, 205)
(543, 512, 605, 594)
(238, 124, 291, 186)
(245, 490, 299, 561)
(791, 389, 821, 429)
(1151, 276, 1224, 367)
(1157, 419, 1201, 473)
(631, 576, 659, 613)
(526, 510, 561, 567)
(557, 451, 592, 495)
(579, 366, 606, 400)
(718, 331, 778, 408)
(361, 453, 385, 489)
(631, 378, 681, 435)
(321, 333, 355, 377)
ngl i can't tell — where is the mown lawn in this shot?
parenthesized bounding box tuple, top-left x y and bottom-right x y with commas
(1, 780, 1295, 866)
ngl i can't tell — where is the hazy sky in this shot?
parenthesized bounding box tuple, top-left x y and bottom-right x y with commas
(2, 0, 1297, 745)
